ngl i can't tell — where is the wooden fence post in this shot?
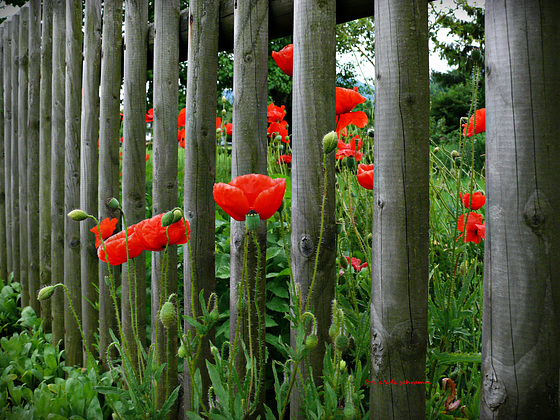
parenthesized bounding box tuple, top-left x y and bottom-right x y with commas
(2, 21, 12, 280)
(80, 0, 102, 364)
(27, 0, 41, 315)
(152, 0, 180, 413)
(50, 0, 65, 348)
(39, 0, 54, 332)
(182, 0, 219, 414)
(370, 0, 430, 417)
(122, 0, 148, 373)
(18, 6, 29, 308)
(11, 14, 20, 300)
(0, 26, 6, 283)
(481, 1, 560, 418)
(98, 0, 123, 372)
(290, 0, 337, 417)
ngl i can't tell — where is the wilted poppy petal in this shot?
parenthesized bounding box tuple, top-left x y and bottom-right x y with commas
(252, 178, 287, 220)
(272, 44, 293, 77)
(213, 183, 251, 221)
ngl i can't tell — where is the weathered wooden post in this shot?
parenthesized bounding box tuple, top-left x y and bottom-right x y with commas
(182, 0, 219, 413)
(370, 0, 430, 418)
(481, 1, 560, 418)
(230, 0, 269, 415)
(2, 21, 12, 280)
(122, 0, 148, 372)
(50, 0, 65, 347)
(27, 0, 41, 316)
(80, 0, 101, 364)
(152, 0, 180, 413)
(98, 0, 123, 372)
(39, 0, 53, 332)
(290, 0, 337, 417)
(11, 14, 20, 297)
(18, 6, 29, 308)
(0, 26, 6, 283)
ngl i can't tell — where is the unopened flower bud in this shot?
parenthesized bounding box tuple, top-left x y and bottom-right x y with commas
(245, 210, 260, 231)
(216, 128, 222, 135)
(451, 150, 459, 159)
(159, 301, 176, 329)
(222, 96, 227, 104)
(210, 309, 219, 323)
(172, 209, 183, 224)
(335, 334, 349, 352)
(343, 402, 355, 419)
(340, 256, 349, 269)
(367, 128, 375, 138)
(322, 131, 338, 154)
(346, 156, 355, 170)
(433, 147, 440, 154)
(178, 345, 187, 358)
(68, 209, 88, 222)
(38, 285, 56, 301)
(107, 197, 120, 211)
(471, 48, 483, 64)
(274, 134, 282, 144)
(161, 211, 175, 227)
(305, 334, 318, 350)
(338, 360, 347, 372)
(329, 323, 338, 341)
(221, 109, 227, 116)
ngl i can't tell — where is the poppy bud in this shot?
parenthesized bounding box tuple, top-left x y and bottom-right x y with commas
(305, 334, 318, 350)
(159, 301, 176, 329)
(210, 345, 219, 359)
(161, 211, 175, 227)
(178, 345, 187, 358)
(68, 209, 89, 222)
(216, 128, 222, 135)
(172, 209, 183, 224)
(38, 285, 56, 301)
(107, 197, 120, 211)
(274, 134, 282, 144)
(221, 109, 227, 116)
(322, 131, 338, 154)
(222, 96, 227, 104)
(245, 210, 260, 231)
(471, 48, 483, 64)
(346, 156, 355, 170)
(433, 147, 439, 154)
(210, 309, 219, 323)
(367, 128, 375, 138)
(451, 150, 459, 158)
(338, 360, 347, 372)
(335, 334, 349, 352)
(343, 402, 355, 419)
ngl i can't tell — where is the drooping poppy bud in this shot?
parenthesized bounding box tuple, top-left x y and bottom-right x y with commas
(159, 301, 176, 329)
(68, 209, 89, 221)
(38, 285, 56, 301)
(322, 131, 338, 154)
(305, 334, 318, 350)
(107, 197, 120, 211)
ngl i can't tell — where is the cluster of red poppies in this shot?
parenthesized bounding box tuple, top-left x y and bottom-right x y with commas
(91, 214, 190, 266)
(457, 192, 486, 243)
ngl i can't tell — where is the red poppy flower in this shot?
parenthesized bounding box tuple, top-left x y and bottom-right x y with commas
(268, 120, 290, 143)
(336, 135, 362, 161)
(462, 108, 486, 137)
(272, 44, 293, 77)
(336, 87, 368, 134)
(356, 163, 374, 190)
(97, 225, 143, 266)
(225, 122, 232, 136)
(345, 256, 368, 272)
(178, 128, 185, 148)
(135, 213, 190, 252)
(178, 108, 186, 128)
(213, 174, 286, 221)
(459, 191, 485, 210)
(457, 212, 485, 243)
(277, 154, 292, 165)
(146, 108, 153, 123)
(90, 218, 118, 248)
(216, 117, 222, 129)
(267, 103, 286, 123)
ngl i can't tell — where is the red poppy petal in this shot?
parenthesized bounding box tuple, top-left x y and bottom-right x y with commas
(336, 87, 366, 114)
(178, 108, 186, 127)
(252, 178, 287, 220)
(357, 168, 374, 190)
(336, 111, 368, 134)
(213, 183, 251, 221)
(98, 228, 143, 265)
(272, 44, 293, 77)
(229, 174, 274, 206)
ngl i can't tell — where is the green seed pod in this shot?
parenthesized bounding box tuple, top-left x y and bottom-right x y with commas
(178, 345, 187, 358)
(433, 146, 440, 154)
(38, 285, 56, 301)
(107, 197, 120, 211)
(161, 210, 175, 227)
(338, 360, 347, 372)
(222, 96, 227, 104)
(471, 48, 483, 64)
(172, 209, 183, 224)
(68, 209, 88, 222)
(245, 210, 260, 231)
(275, 134, 283, 144)
(329, 323, 338, 341)
(335, 334, 349, 352)
(210, 309, 219, 323)
(159, 301, 176, 329)
(343, 402, 355, 420)
(305, 334, 318, 350)
(451, 150, 459, 159)
(322, 131, 338, 154)
(221, 109, 227, 116)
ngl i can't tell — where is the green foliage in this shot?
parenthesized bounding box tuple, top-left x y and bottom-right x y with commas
(0, 275, 22, 336)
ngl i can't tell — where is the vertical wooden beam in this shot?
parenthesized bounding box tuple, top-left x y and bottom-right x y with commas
(80, 0, 102, 365)
(11, 14, 20, 296)
(152, 0, 180, 412)
(183, 0, 219, 413)
(481, 1, 560, 418)
(27, 0, 41, 315)
(98, 0, 123, 372)
(290, 0, 337, 417)
(370, 0, 430, 417)
(2, 21, 12, 279)
(230, 0, 269, 415)
(122, 0, 148, 372)
(0, 26, 6, 283)
(39, 0, 54, 332)
(50, 0, 65, 348)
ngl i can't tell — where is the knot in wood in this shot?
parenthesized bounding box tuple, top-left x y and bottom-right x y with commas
(299, 234, 314, 258)
(233, 230, 244, 250)
(370, 329, 384, 373)
(523, 190, 552, 237)
(482, 359, 507, 411)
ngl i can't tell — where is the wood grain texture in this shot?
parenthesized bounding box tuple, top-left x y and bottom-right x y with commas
(3, 21, 13, 279)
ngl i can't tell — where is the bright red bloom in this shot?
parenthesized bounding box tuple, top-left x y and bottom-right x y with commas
(356, 163, 374, 190)
(90, 218, 118, 248)
(272, 44, 293, 77)
(146, 108, 153, 122)
(336, 87, 368, 134)
(345, 256, 368, 272)
(213, 174, 286, 221)
(459, 191, 485, 210)
(97, 225, 143, 266)
(336, 135, 362, 161)
(267, 103, 286, 123)
(135, 213, 190, 252)
(178, 108, 186, 127)
(462, 108, 486, 137)
(216, 117, 222, 129)
(268, 120, 290, 143)
(457, 212, 485, 243)
(225, 122, 233, 136)
(178, 128, 185, 148)
(277, 154, 292, 165)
